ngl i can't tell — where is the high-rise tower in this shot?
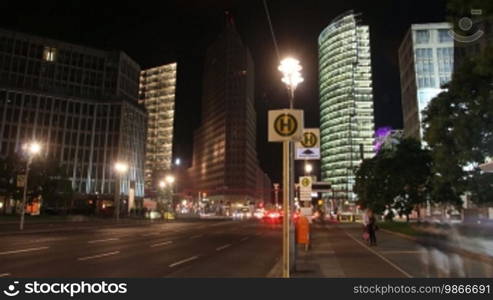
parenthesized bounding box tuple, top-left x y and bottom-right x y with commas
(139, 63, 177, 190)
(398, 23, 454, 140)
(318, 11, 375, 202)
(188, 15, 267, 206)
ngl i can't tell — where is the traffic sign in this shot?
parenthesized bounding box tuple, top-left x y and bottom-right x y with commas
(268, 109, 304, 142)
(295, 128, 320, 160)
(299, 176, 312, 201)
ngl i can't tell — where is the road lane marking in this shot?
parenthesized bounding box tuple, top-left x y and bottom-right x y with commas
(0, 246, 49, 256)
(150, 241, 173, 248)
(380, 250, 425, 254)
(0, 273, 10, 277)
(339, 227, 412, 278)
(88, 238, 119, 244)
(77, 251, 120, 261)
(216, 244, 232, 251)
(189, 234, 203, 239)
(240, 237, 250, 242)
(168, 256, 199, 268)
(142, 232, 160, 237)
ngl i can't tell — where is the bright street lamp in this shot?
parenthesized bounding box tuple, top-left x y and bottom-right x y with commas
(278, 57, 304, 106)
(305, 163, 313, 175)
(114, 162, 128, 221)
(159, 180, 166, 189)
(19, 141, 42, 230)
(165, 175, 175, 184)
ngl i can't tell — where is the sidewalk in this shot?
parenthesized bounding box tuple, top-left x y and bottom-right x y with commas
(292, 223, 408, 278)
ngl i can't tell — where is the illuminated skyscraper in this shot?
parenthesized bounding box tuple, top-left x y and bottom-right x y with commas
(318, 11, 375, 202)
(139, 63, 177, 190)
(399, 23, 454, 140)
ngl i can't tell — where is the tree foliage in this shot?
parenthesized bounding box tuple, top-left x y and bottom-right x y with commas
(354, 138, 432, 218)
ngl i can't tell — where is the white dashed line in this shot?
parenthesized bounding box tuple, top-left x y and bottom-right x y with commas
(168, 256, 199, 268)
(0, 273, 11, 277)
(0, 246, 49, 256)
(88, 238, 119, 244)
(189, 234, 203, 239)
(240, 237, 250, 242)
(150, 241, 173, 248)
(77, 251, 120, 261)
(142, 232, 160, 237)
(216, 244, 232, 251)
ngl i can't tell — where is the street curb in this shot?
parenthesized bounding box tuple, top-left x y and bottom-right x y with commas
(381, 228, 493, 265)
(266, 257, 282, 278)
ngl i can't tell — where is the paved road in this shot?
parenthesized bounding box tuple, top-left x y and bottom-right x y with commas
(0, 219, 282, 278)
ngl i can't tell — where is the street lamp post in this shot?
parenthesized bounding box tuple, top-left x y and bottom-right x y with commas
(278, 57, 303, 278)
(19, 142, 41, 231)
(165, 175, 175, 220)
(114, 162, 128, 222)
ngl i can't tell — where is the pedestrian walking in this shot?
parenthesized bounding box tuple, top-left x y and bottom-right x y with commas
(367, 209, 377, 246)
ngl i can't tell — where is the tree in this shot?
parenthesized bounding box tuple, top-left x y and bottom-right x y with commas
(354, 138, 432, 220)
(26, 159, 75, 213)
(393, 139, 433, 219)
(0, 154, 24, 208)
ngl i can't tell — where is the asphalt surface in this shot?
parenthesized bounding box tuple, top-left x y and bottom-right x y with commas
(0, 219, 282, 278)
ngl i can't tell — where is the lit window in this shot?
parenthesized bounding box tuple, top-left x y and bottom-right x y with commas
(415, 30, 430, 44)
(438, 29, 452, 43)
(43, 47, 57, 62)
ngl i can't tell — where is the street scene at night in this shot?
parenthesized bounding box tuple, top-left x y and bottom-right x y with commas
(0, 1, 493, 296)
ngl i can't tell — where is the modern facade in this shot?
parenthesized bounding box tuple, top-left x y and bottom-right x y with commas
(0, 28, 146, 206)
(318, 11, 375, 201)
(139, 63, 177, 191)
(398, 23, 454, 140)
(187, 17, 269, 207)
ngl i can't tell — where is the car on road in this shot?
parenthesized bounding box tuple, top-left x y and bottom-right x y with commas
(232, 207, 252, 219)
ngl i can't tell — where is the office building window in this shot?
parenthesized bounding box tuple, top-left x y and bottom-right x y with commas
(437, 47, 454, 85)
(43, 47, 57, 62)
(438, 29, 453, 43)
(415, 30, 430, 44)
(415, 48, 435, 88)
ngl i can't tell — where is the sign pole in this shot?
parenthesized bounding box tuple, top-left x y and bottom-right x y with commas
(282, 140, 290, 278)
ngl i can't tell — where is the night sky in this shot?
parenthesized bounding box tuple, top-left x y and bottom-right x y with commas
(1, 0, 448, 183)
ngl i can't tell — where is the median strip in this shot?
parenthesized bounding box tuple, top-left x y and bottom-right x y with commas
(77, 251, 120, 261)
(0, 246, 49, 256)
(168, 256, 199, 268)
(150, 241, 173, 248)
(216, 244, 232, 251)
(88, 238, 119, 244)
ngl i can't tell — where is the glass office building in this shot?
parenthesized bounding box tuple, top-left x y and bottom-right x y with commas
(0, 28, 146, 210)
(318, 11, 375, 202)
(398, 23, 454, 140)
